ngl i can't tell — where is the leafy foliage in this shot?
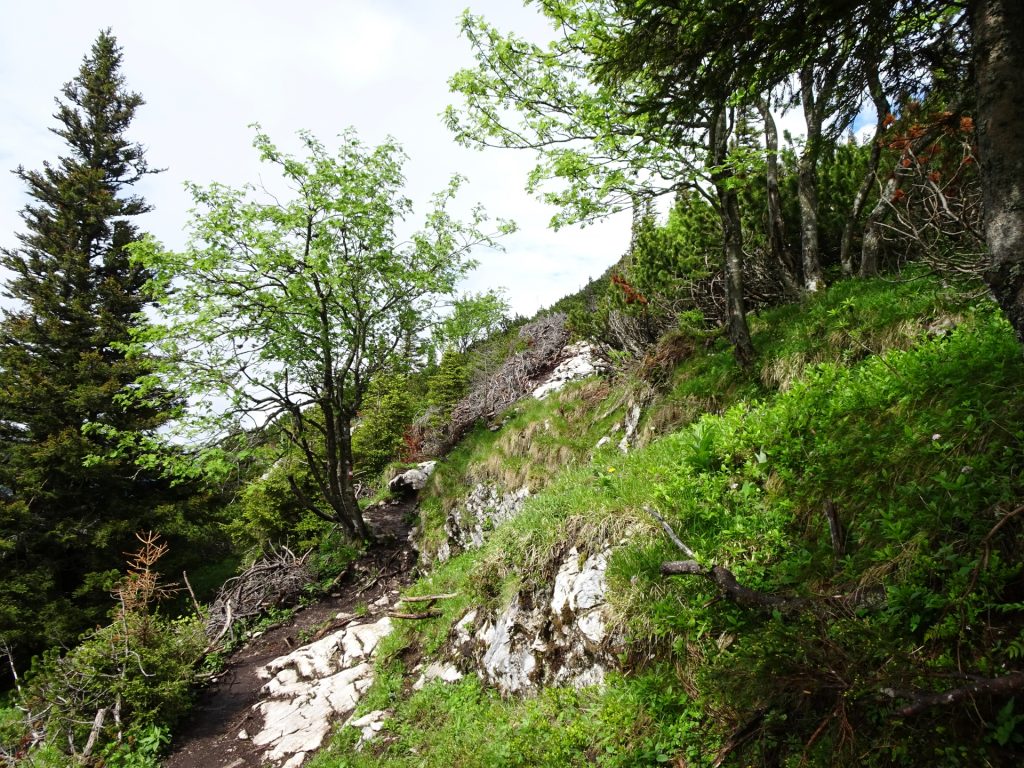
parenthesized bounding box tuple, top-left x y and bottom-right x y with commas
(11, 534, 205, 764)
(120, 128, 512, 539)
(328, 274, 1024, 767)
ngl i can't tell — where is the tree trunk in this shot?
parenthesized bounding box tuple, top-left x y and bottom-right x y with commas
(337, 417, 371, 540)
(711, 105, 755, 367)
(757, 97, 801, 296)
(841, 65, 890, 275)
(798, 65, 826, 292)
(972, 0, 1024, 342)
(859, 176, 897, 277)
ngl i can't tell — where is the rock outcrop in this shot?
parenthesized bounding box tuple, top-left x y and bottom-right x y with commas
(437, 483, 531, 562)
(388, 460, 437, 495)
(532, 342, 609, 400)
(450, 546, 614, 695)
(250, 617, 394, 767)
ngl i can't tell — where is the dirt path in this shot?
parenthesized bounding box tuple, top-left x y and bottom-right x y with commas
(162, 500, 419, 768)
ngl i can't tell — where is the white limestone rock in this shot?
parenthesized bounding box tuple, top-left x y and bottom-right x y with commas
(532, 342, 609, 400)
(456, 546, 614, 695)
(388, 460, 437, 495)
(346, 709, 391, 750)
(413, 661, 465, 690)
(250, 617, 393, 767)
(617, 403, 643, 453)
(443, 483, 530, 555)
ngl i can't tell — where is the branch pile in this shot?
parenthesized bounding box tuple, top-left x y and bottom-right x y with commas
(204, 546, 313, 647)
(424, 314, 570, 456)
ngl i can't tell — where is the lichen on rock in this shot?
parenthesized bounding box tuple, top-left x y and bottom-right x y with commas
(450, 546, 615, 695)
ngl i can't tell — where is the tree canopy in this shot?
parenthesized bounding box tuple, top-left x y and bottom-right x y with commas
(0, 30, 178, 661)
(126, 128, 513, 539)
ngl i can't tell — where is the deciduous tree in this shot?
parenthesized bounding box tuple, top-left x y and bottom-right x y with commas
(126, 129, 511, 540)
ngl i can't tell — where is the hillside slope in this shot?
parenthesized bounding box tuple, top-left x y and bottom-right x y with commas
(308, 270, 1024, 767)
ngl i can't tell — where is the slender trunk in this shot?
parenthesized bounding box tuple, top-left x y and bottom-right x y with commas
(711, 105, 755, 367)
(337, 416, 371, 540)
(859, 176, 897, 277)
(798, 66, 825, 292)
(841, 65, 890, 275)
(972, 0, 1024, 342)
(757, 97, 801, 296)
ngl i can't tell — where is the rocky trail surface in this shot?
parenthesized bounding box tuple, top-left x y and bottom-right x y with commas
(163, 500, 418, 768)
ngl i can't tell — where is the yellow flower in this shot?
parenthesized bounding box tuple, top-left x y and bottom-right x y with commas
(607, 467, 616, 473)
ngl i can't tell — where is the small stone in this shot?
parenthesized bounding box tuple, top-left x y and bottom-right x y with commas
(237, 729, 249, 740)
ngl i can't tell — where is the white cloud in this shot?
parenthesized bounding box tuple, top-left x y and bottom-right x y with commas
(0, 2, 661, 319)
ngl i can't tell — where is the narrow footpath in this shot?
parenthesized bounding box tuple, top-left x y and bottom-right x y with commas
(163, 500, 418, 768)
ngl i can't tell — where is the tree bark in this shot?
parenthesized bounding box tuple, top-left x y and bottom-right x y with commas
(757, 97, 801, 295)
(711, 105, 755, 367)
(337, 416, 371, 540)
(859, 177, 896, 277)
(841, 64, 890, 275)
(971, 0, 1024, 343)
(886, 672, 1024, 717)
(798, 65, 826, 292)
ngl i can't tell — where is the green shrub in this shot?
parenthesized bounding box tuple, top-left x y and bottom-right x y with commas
(16, 535, 206, 763)
(425, 351, 470, 426)
(353, 372, 415, 478)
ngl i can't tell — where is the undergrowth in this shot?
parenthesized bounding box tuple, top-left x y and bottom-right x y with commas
(306, 274, 1024, 766)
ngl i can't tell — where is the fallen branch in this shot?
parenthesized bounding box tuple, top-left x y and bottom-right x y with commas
(423, 315, 570, 456)
(883, 672, 1024, 717)
(309, 613, 362, 643)
(204, 600, 232, 655)
(204, 546, 312, 643)
(387, 610, 443, 620)
(644, 505, 696, 558)
(661, 561, 805, 613)
(399, 593, 458, 603)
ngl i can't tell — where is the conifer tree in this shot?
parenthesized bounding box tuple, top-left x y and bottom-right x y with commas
(0, 30, 174, 662)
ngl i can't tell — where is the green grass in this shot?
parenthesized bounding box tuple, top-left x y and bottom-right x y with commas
(316, 273, 1024, 767)
(311, 671, 714, 768)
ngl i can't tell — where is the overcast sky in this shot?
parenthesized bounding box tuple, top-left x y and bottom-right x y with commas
(0, 1, 633, 318)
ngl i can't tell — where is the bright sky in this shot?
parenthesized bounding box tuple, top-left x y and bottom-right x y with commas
(0, 1, 631, 318)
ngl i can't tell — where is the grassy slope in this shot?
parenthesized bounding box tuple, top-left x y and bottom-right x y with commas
(312, 270, 1024, 767)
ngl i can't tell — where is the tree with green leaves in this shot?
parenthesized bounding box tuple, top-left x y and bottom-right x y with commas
(598, 0, 1024, 340)
(125, 129, 512, 541)
(433, 290, 510, 355)
(448, 3, 756, 364)
(0, 30, 176, 662)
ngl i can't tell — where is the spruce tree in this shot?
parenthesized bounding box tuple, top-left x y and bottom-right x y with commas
(0, 30, 174, 663)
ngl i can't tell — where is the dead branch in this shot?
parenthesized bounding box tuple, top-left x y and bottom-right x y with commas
(309, 614, 362, 643)
(644, 505, 696, 558)
(181, 570, 202, 614)
(387, 610, 443, 620)
(823, 500, 845, 558)
(711, 709, 766, 768)
(1, 643, 22, 698)
(399, 593, 458, 603)
(423, 314, 571, 456)
(204, 546, 313, 645)
(81, 708, 107, 758)
(661, 561, 806, 613)
(882, 672, 1024, 717)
